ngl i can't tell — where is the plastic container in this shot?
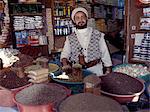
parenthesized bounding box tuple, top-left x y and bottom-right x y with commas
(14, 83, 71, 112)
(14, 102, 53, 112)
(49, 69, 93, 94)
(138, 74, 150, 82)
(100, 88, 145, 104)
(0, 83, 31, 107)
(113, 63, 150, 79)
(0, 107, 18, 112)
(99, 72, 145, 104)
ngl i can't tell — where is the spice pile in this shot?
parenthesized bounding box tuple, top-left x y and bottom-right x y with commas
(62, 73, 83, 82)
(61, 64, 83, 82)
(12, 53, 33, 68)
(59, 93, 123, 112)
(100, 72, 143, 95)
(0, 48, 19, 68)
(15, 84, 68, 105)
(0, 68, 30, 89)
(113, 64, 150, 77)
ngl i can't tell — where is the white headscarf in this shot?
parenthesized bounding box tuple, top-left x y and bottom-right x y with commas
(71, 7, 88, 22)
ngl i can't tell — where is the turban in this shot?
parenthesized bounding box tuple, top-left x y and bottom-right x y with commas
(71, 7, 88, 22)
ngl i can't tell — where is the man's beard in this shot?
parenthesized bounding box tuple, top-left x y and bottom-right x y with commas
(75, 22, 87, 29)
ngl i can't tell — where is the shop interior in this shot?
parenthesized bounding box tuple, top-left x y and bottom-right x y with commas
(0, 0, 149, 112)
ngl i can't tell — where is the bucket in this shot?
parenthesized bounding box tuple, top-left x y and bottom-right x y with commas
(14, 83, 71, 112)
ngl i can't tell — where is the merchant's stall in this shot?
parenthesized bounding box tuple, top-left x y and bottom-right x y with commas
(0, 0, 149, 112)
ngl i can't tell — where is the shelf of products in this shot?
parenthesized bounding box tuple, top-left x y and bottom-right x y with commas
(53, 17, 74, 36)
(76, 0, 124, 33)
(8, 2, 49, 56)
(52, 0, 75, 36)
(51, 0, 124, 50)
(9, 3, 47, 47)
(125, 0, 150, 63)
(0, 0, 11, 47)
(51, 0, 75, 50)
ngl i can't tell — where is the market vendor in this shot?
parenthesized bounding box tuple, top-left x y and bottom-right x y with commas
(60, 7, 112, 76)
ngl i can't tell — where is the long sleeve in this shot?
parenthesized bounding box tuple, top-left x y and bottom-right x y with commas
(99, 33, 112, 67)
(60, 36, 71, 60)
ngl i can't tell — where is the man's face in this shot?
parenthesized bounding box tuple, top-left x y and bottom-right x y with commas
(74, 11, 87, 29)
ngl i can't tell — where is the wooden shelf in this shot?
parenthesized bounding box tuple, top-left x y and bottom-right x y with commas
(53, 16, 71, 18)
(10, 2, 42, 5)
(125, 0, 149, 64)
(130, 58, 148, 64)
(92, 2, 119, 7)
(54, 34, 68, 36)
(13, 28, 43, 32)
(133, 30, 150, 33)
(75, 1, 122, 8)
(75, 1, 92, 4)
(140, 16, 150, 18)
(10, 13, 43, 16)
(51, 0, 75, 50)
(28, 44, 48, 47)
(136, 3, 150, 8)
(9, 1, 49, 56)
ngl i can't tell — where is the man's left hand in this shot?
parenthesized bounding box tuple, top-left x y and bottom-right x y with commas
(105, 67, 112, 74)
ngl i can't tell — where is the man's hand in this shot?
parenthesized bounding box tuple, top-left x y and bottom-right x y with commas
(61, 58, 69, 66)
(61, 58, 72, 74)
(105, 67, 112, 74)
(62, 65, 71, 71)
(62, 65, 72, 74)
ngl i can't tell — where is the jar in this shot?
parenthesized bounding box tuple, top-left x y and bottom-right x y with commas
(83, 74, 101, 95)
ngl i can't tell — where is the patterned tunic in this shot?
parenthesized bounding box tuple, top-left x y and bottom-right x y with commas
(68, 29, 102, 63)
(61, 27, 112, 75)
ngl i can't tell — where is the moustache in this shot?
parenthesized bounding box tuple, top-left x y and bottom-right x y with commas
(78, 21, 85, 24)
(78, 22, 85, 25)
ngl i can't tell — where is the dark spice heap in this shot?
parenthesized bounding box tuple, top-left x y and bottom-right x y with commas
(61, 64, 83, 82)
(100, 72, 143, 95)
(59, 93, 123, 112)
(15, 84, 67, 105)
(71, 64, 83, 82)
(0, 68, 30, 89)
(12, 53, 33, 68)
